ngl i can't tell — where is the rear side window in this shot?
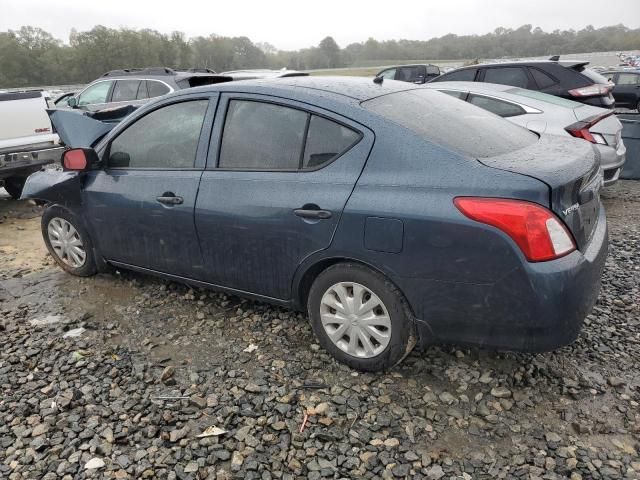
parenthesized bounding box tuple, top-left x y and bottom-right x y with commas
(439, 68, 477, 82)
(438, 89, 467, 100)
(219, 100, 360, 170)
(468, 94, 526, 117)
(219, 101, 307, 170)
(530, 68, 557, 89)
(363, 89, 537, 158)
(111, 80, 141, 102)
(303, 116, 360, 169)
(147, 81, 171, 98)
(108, 100, 208, 169)
(483, 67, 529, 88)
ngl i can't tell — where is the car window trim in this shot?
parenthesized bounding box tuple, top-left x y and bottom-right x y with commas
(211, 95, 363, 173)
(466, 92, 541, 115)
(103, 97, 214, 171)
(79, 78, 174, 106)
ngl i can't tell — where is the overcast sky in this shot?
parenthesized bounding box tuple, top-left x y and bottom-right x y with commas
(1, 0, 638, 50)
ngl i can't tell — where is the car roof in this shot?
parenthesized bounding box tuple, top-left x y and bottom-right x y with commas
(186, 76, 421, 103)
(451, 60, 588, 70)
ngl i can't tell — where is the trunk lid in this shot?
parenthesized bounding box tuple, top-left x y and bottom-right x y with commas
(479, 134, 602, 250)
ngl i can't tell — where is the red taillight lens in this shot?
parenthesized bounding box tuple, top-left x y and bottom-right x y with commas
(565, 111, 613, 145)
(454, 197, 576, 262)
(568, 84, 612, 97)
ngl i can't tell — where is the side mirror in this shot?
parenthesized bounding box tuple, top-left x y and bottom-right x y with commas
(67, 96, 78, 108)
(61, 148, 99, 172)
(109, 151, 131, 168)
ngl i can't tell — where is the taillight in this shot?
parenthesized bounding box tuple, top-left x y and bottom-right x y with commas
(454, 197, 576, 262)
(568, 84, 612, 97)
(565, 111, 613, 145)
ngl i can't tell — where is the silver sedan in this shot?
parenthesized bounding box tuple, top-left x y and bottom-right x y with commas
(425, 81, 626, 186)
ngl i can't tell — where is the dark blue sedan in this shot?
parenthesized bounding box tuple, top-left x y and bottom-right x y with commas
(23, 77, 608, 371)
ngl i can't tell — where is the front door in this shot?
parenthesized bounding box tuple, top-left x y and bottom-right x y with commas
(83, 97, 213, 278)
(613, 73, 640, 108)
(195, 94, 374, 300)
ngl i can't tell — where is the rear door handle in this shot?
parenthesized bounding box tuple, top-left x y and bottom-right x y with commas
(294, 208, 332, 220)
(156, 193, 183, 205)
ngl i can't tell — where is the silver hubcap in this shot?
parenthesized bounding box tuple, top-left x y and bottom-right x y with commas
(320, 282, 391, 358)
(47, 217, 86, 268)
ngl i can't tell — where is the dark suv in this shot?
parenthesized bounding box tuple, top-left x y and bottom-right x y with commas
(429, 60, 615, 108)
(602, 70, 640, 111)
(64, 67, 231, 112)
(376, 64, 441, 84)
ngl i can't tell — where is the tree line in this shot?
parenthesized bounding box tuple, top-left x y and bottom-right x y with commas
(1, 24, 639, 88)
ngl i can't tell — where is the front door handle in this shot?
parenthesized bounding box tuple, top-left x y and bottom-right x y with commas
(156, 192, 184, 206)
(294, 208, 332, 220)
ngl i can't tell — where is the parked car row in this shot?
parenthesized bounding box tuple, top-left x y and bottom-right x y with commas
(0, 90, 63, 198)
(24, 76, 608, 371)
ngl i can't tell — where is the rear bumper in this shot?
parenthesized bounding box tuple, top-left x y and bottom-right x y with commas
(410, 205, 608, 352)
(597, 140, 626, 186)
(0, 147, 63, 179)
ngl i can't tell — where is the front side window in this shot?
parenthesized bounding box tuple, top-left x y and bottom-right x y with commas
(78, 81, 112, 106)
(468, 94, 526, 118)
(379, 68, 396, 80)
(483, 67, 529, 88)
(617, 73, 640, 85)
(108, 100, 208, 169)
(219, 101, 307, 170)
(111, 80, 141, 102)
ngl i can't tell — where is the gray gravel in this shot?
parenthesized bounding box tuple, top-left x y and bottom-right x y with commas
(1, 182, 639, 479)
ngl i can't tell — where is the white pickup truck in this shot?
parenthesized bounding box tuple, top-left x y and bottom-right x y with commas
(0, 90, 62, 199)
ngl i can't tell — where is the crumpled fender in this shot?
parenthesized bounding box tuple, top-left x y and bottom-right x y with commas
(20, 169, 82, 206)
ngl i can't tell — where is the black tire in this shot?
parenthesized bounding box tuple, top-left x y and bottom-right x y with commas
(41, 206, 97, 277)
(4, 176, 26, 200)
(307, 262, 415, 372)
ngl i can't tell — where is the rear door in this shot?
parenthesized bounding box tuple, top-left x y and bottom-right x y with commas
(195, 94, 374, 299)
(83, 95, 214, 277)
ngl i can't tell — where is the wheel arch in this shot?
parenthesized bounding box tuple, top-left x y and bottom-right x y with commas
(292, 255, 416, 319)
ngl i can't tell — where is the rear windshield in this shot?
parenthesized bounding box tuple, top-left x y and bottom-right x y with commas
(506, 87, 584, 109)
(363, 89, 537, 158)
(581, 68, 610, 85)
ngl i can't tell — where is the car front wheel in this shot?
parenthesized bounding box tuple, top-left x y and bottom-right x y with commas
(42, 206, 97, 277)
(307, 263, 415, 372)
(3, 176, 26, 200)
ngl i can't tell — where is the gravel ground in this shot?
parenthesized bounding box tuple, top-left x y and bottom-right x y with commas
(0, 182, 639, 480)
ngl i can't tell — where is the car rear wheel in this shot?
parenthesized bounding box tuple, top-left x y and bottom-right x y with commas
(3, 176, 26, 200)
(42, 206, 97, 277)
(307, 263, 415, 372)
